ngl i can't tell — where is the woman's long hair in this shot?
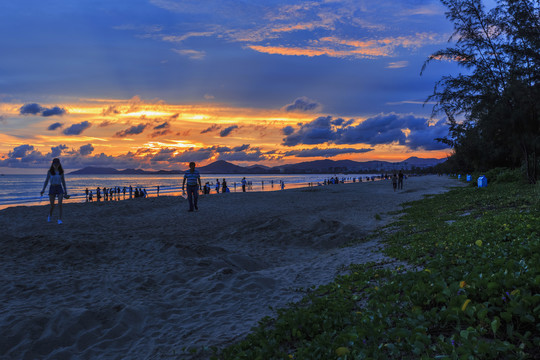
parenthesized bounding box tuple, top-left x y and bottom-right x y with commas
(49, 160, 64, 175)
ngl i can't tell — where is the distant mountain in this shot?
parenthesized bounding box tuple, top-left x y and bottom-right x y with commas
(70, 157, 446, 175)
(197, 160, 246, 173)
(400, 156, 447, 167)
(69, 167, 121, 175)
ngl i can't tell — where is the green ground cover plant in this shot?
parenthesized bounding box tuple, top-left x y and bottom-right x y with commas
(215, 179, 540, 359)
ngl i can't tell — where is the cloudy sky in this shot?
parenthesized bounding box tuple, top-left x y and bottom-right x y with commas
(0, 0, 462, 173)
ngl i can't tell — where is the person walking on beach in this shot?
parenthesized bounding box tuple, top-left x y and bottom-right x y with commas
(222, 178, 227, 193)
(40, 158, 69, 224)
(392, 173, 398, 192)
(398, 170, 404, 190)
(215, 179, 220, 193)
(183, 162, 202, 212)
(241, 177, 247, 192)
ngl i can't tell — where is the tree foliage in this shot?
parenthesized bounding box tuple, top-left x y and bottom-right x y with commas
(424, 0, 540, 183)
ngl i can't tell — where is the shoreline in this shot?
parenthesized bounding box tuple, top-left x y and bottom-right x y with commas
(0, 174, 385, 211)
(0, 175, 462, 359)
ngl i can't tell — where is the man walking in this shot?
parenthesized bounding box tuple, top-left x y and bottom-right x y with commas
(182, 162, 202, 212)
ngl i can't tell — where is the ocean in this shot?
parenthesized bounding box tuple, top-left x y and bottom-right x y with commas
(0, 173, 382, 210)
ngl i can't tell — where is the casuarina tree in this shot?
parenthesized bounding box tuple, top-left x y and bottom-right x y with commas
(423, 0, 540, 183)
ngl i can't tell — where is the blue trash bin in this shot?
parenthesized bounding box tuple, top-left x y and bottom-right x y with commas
(477, 176, 487, 188)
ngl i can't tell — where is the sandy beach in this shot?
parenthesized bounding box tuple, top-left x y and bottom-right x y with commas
(0, 175, 461, 359)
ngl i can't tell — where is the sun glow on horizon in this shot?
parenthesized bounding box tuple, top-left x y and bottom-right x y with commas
(1, 96, 451, 169)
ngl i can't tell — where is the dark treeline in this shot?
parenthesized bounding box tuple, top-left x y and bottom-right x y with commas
(423, 0, 540, 183)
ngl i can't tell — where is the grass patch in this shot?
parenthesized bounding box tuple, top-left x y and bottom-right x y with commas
(215, 182, 540, 359)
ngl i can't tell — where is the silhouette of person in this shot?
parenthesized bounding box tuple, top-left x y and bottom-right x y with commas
(222, 178, 227, 193)
(241, 177, 247, 192)
(215, 179, 220, 193)
(183, 162, 202, 212)
(40, 158, 69, 224)
(392, 173, 398, 192)
(398, 170, 404, 190)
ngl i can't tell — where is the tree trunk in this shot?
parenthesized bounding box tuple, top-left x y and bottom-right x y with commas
(522, 141, 537, 184)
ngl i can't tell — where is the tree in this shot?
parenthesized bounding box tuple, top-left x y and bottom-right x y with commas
(423, 0, 540, 183)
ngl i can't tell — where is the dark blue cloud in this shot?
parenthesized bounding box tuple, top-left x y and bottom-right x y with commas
(148, 144, 265, 163)
(42, 106, 66, 117)
(282, 113, 450, 150)
(149, 147, 176, 162)
(47, 122, 63, 131)
(405, 118, 450, 150)
(50, 144, 68, 157)
(3, 144, 46, 166)
(200, 124, 221, 134)
(20, 103, 43, 115)
(63, 121, 92, 135)
(115, 123, 147, 137)
(154, 122, 169, 129)
(0, 144, 140, 169)
(233, 144, 250, 152)
(79, 144, 95, 156)
(283, 147, 373, 158)
(282, 97, 321, 112)
(20, 103, 66, 116)
(282, 116, 339, 146)
(170, 148, 214, 163)
(217, 149, 267, 161)
(9, 144, 36, 158)
(282, 126, 294, 135)
(150, 122, 171, 137)
(220, 125, 238, 137)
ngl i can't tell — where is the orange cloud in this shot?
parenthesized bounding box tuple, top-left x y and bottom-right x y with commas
(247, 32, 444, 59)
(247, 45, 385, 58)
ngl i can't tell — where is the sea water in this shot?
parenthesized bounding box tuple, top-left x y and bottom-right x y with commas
(0, 173, 382, 210)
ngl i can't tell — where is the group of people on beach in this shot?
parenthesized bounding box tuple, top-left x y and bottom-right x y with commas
(40, 158, 408, 220)
(392, 170, 405, 192)
(84, 185, 149, 202)
(182, 163, 247, 212)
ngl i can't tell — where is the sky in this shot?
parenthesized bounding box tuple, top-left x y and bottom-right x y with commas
(0, 0, 463, 173)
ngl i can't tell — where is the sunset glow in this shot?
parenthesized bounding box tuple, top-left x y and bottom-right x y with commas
(0, 0, 456, 173)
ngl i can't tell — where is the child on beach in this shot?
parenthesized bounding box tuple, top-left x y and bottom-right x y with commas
(40, 158, 69, 224)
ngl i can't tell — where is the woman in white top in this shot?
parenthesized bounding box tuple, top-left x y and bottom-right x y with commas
(40, 158, 69, 224)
